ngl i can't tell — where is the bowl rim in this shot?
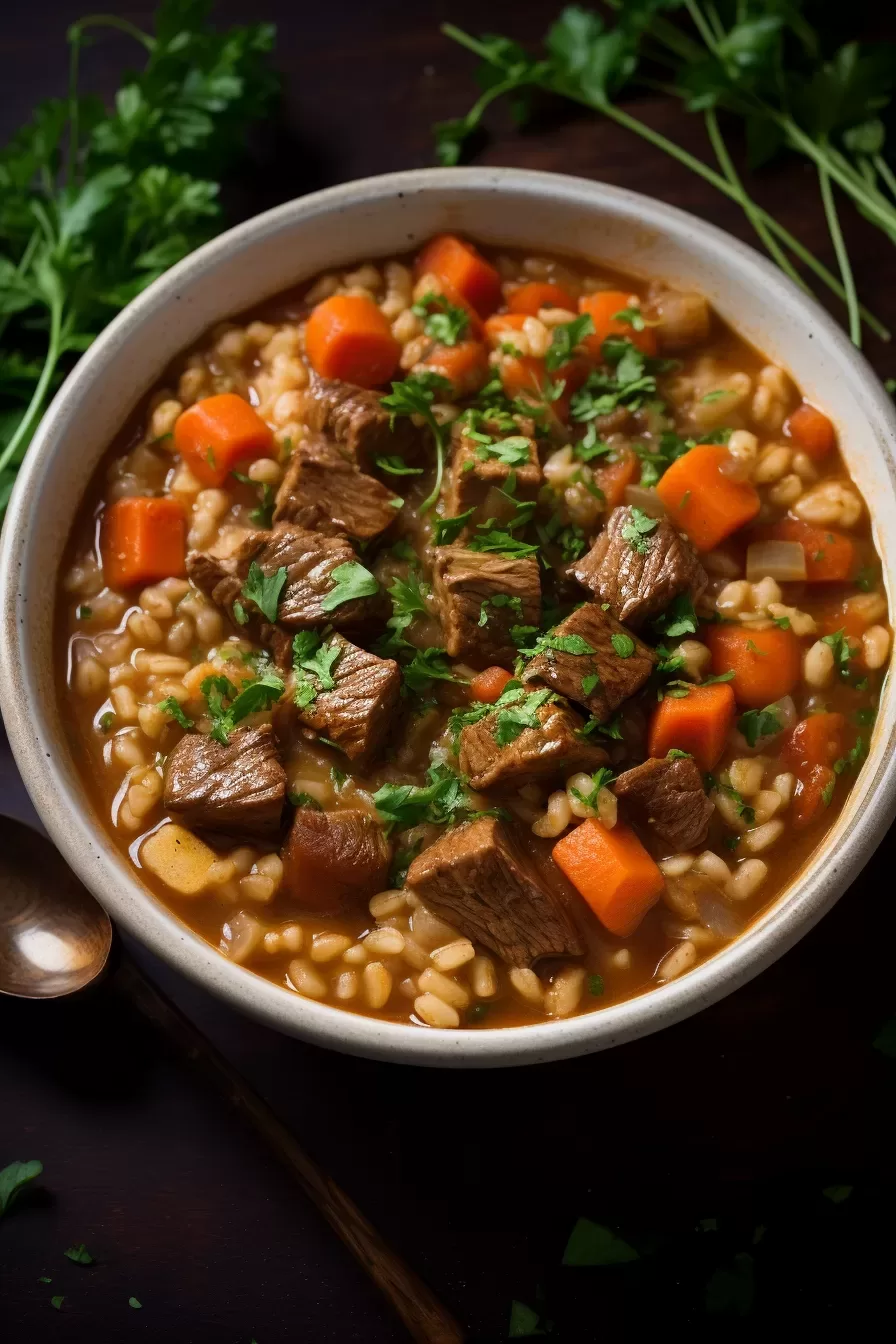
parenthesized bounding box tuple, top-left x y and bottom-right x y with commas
(3, 164, 896, 1068)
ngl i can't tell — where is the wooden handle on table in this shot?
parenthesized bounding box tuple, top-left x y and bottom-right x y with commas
(113, 955, 465, 1344)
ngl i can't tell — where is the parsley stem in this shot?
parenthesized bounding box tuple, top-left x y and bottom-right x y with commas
(818, 163, 860, 349)
(873, 154, 896, 206)
(0, 292, 64, 477)
(704, 109, 809, 296)
(68, 14, 155, 54)
(683, 0, 720, 54)
(418, 416, 446, 515)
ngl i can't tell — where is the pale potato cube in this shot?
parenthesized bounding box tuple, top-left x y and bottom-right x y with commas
(140, 823, 217, 896)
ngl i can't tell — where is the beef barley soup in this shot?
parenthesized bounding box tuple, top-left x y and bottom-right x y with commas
(58, 234, 889, 1030)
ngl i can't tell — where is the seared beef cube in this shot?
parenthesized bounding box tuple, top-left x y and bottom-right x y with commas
(163, 725, 286, 840)
(287, 633, 401, 763)
(281, 807, 390, 914)
(444, 431, 541, 527)
(406, 815, 583, 967)
(459, 696, 608, 792)
(298, 374, 421, 471)
(433, 547, 540, 669)
(614, 755, 714, 852)
(523, 602, 655, 721)
(272, 433, 400, 540)
(572, 506, 707, 628)
(187, 527, 388, 661)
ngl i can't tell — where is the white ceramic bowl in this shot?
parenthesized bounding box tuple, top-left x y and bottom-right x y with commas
(2, 167, 895, 1068)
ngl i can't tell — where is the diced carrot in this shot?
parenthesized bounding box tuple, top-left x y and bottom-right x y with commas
(174, 393, 274, 488)
(578, 289, 658, 357)
(415, 234, 502, 319)
(782, 713, 845, 830)
(790, 763, 836, 829)
(553, 819, 664, 937)
(419, 339, 490, 399)
(469, 666, 513, 703)
(785, 402, 836, 461)
(594, 445, 639, 511)
(305, 294, 401, 389)
(101, 496, 186, 590)
(762, 517, 854, 583)
(782, 712, 845, 773)
(484, 312, 528, 344)
(655, 443, 760, 552)
(647, 681, 736, 772)
(500, 354, 549, 400)
(705, 623, 802, 709)
(507, 281, 576, 316)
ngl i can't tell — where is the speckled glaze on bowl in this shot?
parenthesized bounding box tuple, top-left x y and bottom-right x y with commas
(2, 168, 895, 1067)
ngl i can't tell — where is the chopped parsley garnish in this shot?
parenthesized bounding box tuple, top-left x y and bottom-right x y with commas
(521, 629, 595, 660)
(738, 705, 782, 747)
(666, 748, 692, 760)
(652, 594, 698, 639)
(774, 615, 792, 629)
(241, 560, 287, 623)
(588, 973, 605, 996)
(822, 776, 836, 806)
(129, 1297, 142, 1309)
(854, 566, 876, 592)
(232, 600, 249, 625)
(612, 305, 647, 331)
(292, 631, 342, 708)
(51, 1296, 65, 1311)
(474, 434, 532, 467)
(401, 646, 465, 696)
(467, 527, 539, 558)
(544, 312, 594, 371)
(478, 593, 524, 626)
(0, 1159, 43, 1216)
(98, 710, 116, 733)
(375, 569, 431, 656)
(714, 777, 756, 826)
(158, 697, 194, 730)
(374, 760, 471, 833)
(433, 508, 475, 545)
(834, 737, 867, 775)
(621, 506, 659, 554)
(374, 455, 423, 476)
(201, 671, 284, 745)
(611, 631, 635, 658)
(581, 673, 600, 696)
(701, 389, 729, 403)
(382, 371, 453, 514)
(856, 707, 877, 726)
(822, 628, 854, 679)
(411, 291, 470, 346)
(570, 767, 616, 812)
(389, 839, 422, 888)
(331, 766, 347, 789)
(77, 604, 92, 619)
(561, 1217, 639, 1267)
(64, 1244, 94, 1265)
(634, 430, 693, 486)
(231, 472, 277, 529)
(536, 512, 587, 562)
(320, 560, 379, 612)
(573, 423, 612, 462)
(493, 687, 554, 746)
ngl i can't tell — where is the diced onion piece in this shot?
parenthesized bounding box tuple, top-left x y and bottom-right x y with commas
(623, 485, 666, 518)
(745, 540, 806, 583)
(140, 822, 216, 896)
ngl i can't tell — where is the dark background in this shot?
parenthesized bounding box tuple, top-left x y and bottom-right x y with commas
(3, 3, 896, 1341)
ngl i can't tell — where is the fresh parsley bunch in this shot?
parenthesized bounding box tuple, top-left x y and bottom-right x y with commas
(439, 2, 896, 350)
(0, 0, 279, 514)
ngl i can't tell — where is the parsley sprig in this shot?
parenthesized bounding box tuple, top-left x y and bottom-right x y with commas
(411, 291, 470, 346)
(292, 631, 342, 709)
(201, 671, 284, 745)
(381, 372, 453, 514)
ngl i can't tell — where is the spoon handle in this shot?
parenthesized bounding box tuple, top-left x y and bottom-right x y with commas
(114, 956, 465, 1344)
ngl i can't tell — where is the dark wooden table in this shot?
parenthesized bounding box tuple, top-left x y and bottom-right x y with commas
(3, 4, 896, 1341)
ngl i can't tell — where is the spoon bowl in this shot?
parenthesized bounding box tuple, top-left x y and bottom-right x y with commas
(0, 815, 112, 998)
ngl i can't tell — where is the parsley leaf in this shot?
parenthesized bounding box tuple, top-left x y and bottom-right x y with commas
(573, 423, 611, 462)
(374, 761, 471, 832)
(433, 508, 475, 544)
(478, 593, 523, 626)
(666, 748, 692, 760)
(241, 561, 287, 623)
(411, 291, 470, 346)
(402, 647, 465, 696)
(570, 767, 616, 812)
(611, 631, 635, 658)
(0, 1160, 43, 1218)
(738, 705, 782, 748)
(588, 973, 605, 996)
(474, 434, 532, 466)
(544, 312, 595, 371)
(493, 687, 554, 745)
(653, 594, 699, 639)
(467, 527, 539, 557)
(320, 561, 379, 612)
(202, 672, 284, 745)
(621, 506, 659, 554)
(822, 628, 854, 678)
(289, 790, 322, 810)
(292, 631, 342, 708)
(64, 1244, 94, 1265)
(562, 1217, 639, 1267)
(382, 372, 452, 514)
(158, 697, 194, 730)
(612, 305, 646, 331)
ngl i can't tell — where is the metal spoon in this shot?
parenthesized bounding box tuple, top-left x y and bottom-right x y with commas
(0, 814, 463, 1344)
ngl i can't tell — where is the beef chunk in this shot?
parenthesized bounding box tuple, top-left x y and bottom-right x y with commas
(444, 430, 542, 528)
(459, 695, 608, 792)
(163, 725, 286, 840)
(522, 602, 656, 722)
(406, 816, 583, 967)
(272, 433, 400, 540)
(298, 374, 421, 471)
(432, 547, 540, 669)
(281, 633, 401, 763)
(187, 527, 388, 661)
(572, 506, 707, 628)
(614, 755, 714, 852)
(280, 807, 390, 914)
